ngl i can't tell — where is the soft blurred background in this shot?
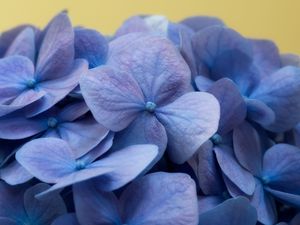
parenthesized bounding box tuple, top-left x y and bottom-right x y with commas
(1, 0, 299, 53)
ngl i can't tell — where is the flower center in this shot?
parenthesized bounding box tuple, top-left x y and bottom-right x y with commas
(210, 134, 222, 145)
(47, 117, 58, 128)
(145, 101, 156, 113)
(26, 79, 37, 89)
(75, 160, 86, 170)
(260, 175, 270, 185)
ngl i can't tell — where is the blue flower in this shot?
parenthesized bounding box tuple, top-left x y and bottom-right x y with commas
(73, 172, 199, 225)
(0, 182, 66, 225)
(0, 12, 87, 117)
(192, 25, 300, 132)
(16, 137, 158, 196)
(80, 33, 220, 164)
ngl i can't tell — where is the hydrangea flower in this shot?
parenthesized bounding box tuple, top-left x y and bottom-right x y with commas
(16, 137, 158, 195)
(80, 33, 220, 164)
(215, 122, 300, 224)
(192, 25, 300, 132)
(0, 182, 66, 225)
(73, 172, 199, 225)
(0, 12, 87, 117)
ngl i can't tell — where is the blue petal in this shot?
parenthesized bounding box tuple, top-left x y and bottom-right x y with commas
(80, 65, 144, 131)
(250, 66, 300, 132)
(156, 92, 220, 164)
(74, 27, 108, 68)
(180, 16, 225, 32)
(0, 161, 33, 185)
(51, 214, 80, 225)
(198, 197, 257, 225)
(121, 172, 199, 225)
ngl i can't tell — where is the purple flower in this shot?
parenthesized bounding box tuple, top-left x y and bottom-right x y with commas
(0, 182, 66, 225)
(16, 137, 158, 195)
(73, 172, 199, 225)
(192, 25, 300, 132)
(80, 33, 220, 164)
(0, 12, 87, 117)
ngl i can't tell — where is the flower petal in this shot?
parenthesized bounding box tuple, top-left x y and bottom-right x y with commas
(80, 65, 144, 131)
(198, 197, 257, 225)
(0, 161, 33, 185)
(250, 66, 300, 132)
(189, 141, 224, 195)
(0, 218, 18, 225)
(250, 180, 277, 225)
(75, 27, 108, 68)
(25, 59, 88, 117)
(108, 33, 192, 105)
(233, 121, 262, 176)
(156, 92, 220, 164)
(214, 146, 255, 195)
(265, 187, 300, 208)
(24, 183, 67, 225)
(90, 144, 159, 191)
(57, 117, 109, 158)
(58, 101, 89, 122)
(245, 98, 276, 126)
(120, 172, 199, 225)
(16, 138, 77, 183)
(35, 12, 74, 81)
(5, 27, 35, 61)
(0, 115, 46, 139)
(192, 26, 253, 88)
(262, 144, 300, 194)
(208, 78, 247, 134)
(73, 181, 121, 225)
(180, 16, 225, 32)
(51, 214, 79, 225)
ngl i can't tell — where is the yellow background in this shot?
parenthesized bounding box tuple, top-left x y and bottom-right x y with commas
(1, 0, 299, 54)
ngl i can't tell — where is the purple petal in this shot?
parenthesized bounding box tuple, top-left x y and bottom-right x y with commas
(233, 121, 262, 176)
(265, 187, 300, 208)
(250, 66, 300, 132)
(58, 101, 89, 122)
(107, 33, 192, 105)
(111, 113, 167, 161)
(0, 116, 46, 139)
(180, 16, 225, 32)
(214, 146, 255, 195)
(16, 138, 77, 183)
(250, 180, 277, 225)
(51, 214, 79, 225)
(120, 172, 199, 225)
(194, 75, 214, 91)
(5, 27, 35, 61)
(80, 65, 144, 131)
(245, 98, 276, 126)
(35, 12, 74, 81)
(198, 197, 257, 225)
(156, 92, 220, 164)
(197, 196, 224, 215)
(115, 16, 151, 37)
(91, 144, 159, 191)
(73, 181, 121, 225)
(0, 161, 33, 185)
(75, 27, 108, 68)
(56, 117, 109, 158)
(189, 141, 224, 195)
(24, 183, 67, 224)
(79, 132, 114, 164)
(208, 78, 247, 134)
(262, 144, 300, 194)
(250, 39, 281, 78)
(25, 59, 88, 117)
(192, 26, 253, 86)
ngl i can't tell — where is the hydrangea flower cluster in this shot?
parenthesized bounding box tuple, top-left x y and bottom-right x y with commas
(0, 12, 300, 225)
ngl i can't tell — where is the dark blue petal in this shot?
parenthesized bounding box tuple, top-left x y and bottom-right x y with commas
(198, 197, 257, 225)
(180, 16, 225, 32)
(51, 214, 80, 225)
(75, 27, 108, 68)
